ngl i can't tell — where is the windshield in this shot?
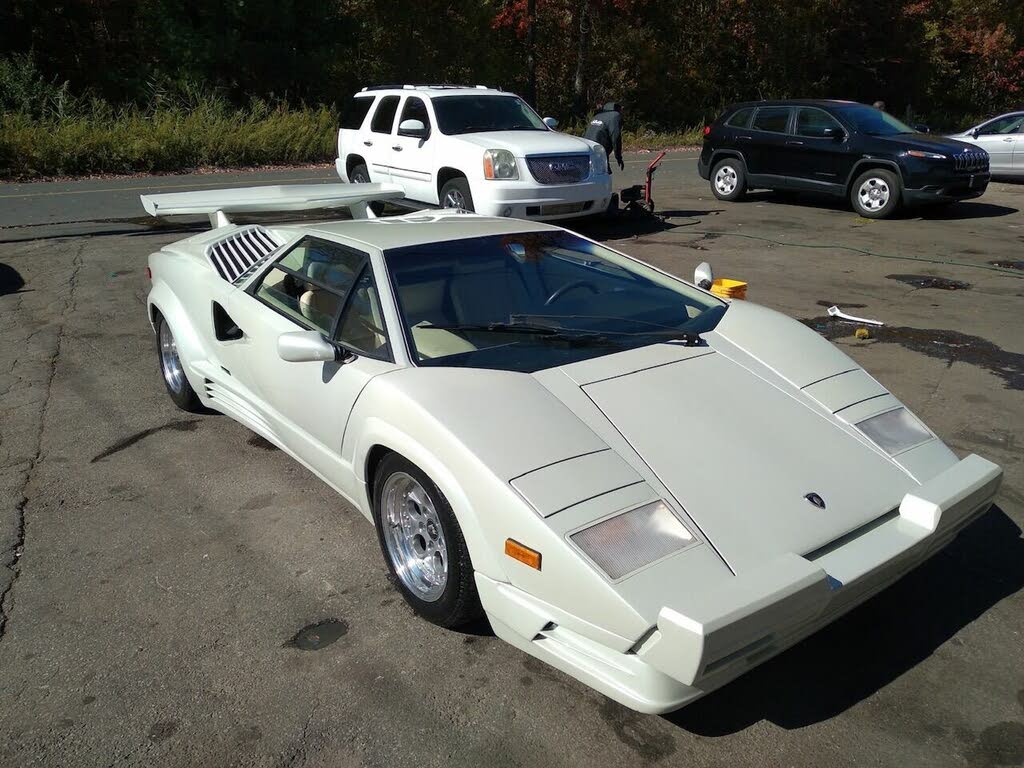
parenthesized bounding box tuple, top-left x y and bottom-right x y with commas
(835, 104, 916, 136)
(383, 231, 726, 373)
(432, 95, 547, 135)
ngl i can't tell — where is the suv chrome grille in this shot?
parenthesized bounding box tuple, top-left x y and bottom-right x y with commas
(953, 150, 989, 173)
(207, 226, 281, 283)
(525, 154, 591, 184)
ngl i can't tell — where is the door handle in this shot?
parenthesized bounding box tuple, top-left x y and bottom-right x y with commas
(737, 135, 752, 141)
(1003, 137, 1015, 142)
(786, 140, 804, 146)
(392, 145, 403, 151)
(363, 140, 373, 146)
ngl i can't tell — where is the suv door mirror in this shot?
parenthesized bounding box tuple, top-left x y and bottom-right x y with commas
(543, 116, 558, 129)
(821, 127, 844, 140)
(398, 118, 428, 138)
(277, 331, 351, 363)
(970, 127, 981, 139)
(914, 123, 930, 133)
(694, 261, 714, 290)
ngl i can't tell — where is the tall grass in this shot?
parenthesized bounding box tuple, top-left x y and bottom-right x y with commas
(0, 97, 338, 179)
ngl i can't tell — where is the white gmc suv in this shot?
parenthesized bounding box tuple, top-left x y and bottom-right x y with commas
(335, 85, 613, 220)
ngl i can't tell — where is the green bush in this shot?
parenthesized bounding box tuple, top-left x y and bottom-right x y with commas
(0, 97, 339, 179)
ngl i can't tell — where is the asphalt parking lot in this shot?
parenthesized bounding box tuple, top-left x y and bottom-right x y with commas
(1, 153, 1023, 767)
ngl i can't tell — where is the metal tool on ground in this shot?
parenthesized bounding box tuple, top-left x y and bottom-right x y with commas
(619, 150, 668, 214)
(827, 305, 884, 326)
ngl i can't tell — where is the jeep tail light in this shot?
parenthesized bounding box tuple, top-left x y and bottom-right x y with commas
(703, 125, 711, 136)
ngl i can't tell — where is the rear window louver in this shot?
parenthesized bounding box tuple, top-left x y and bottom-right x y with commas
(206, 226, 282, 283)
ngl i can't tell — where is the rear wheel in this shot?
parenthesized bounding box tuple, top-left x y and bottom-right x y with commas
(440, 177, 475, 212)
(710, 159, 746, 202)
(373, 453, 482, 628)
(349, 163, 370, 183)
(155, 312, 203, 412)
(850, 168, 901, 219)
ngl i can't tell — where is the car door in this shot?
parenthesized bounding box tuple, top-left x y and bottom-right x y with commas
(786, 107, 850, 194)
(742, 106, 793, 183)
(389, 96, 437, 203)
(966, 113, 1024, 172)
(217, 236, 397, 496)
(364, 95, 402, 182)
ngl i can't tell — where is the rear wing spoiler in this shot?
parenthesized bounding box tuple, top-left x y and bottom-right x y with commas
(140, 182, 405, 227)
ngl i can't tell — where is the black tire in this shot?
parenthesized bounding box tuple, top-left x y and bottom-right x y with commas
(439, 177, 475, 212)
(154, 312, 203, 412)
(372, 453, 482, 628)
(349, 163, 370, 183)
(850, 168, 901, 219)
(710, 158, 747, 202)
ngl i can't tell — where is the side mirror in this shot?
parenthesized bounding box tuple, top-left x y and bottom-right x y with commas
(277, 331, 350, 363)
(694, 261, 714, 291)
(914, 123, 930, 133)
(971, 128, 981, 139)
(543, 116, 558, 129)
(821, 127, 844, 140)
(398, 118, 428, 138)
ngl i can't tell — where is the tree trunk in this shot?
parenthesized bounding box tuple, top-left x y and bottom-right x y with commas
(573, 0, 590, 115)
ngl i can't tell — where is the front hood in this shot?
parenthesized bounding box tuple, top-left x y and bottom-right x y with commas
(578, 351, 914, 572)
(873, 132, 978, 154)
(457, 130, 596, 157)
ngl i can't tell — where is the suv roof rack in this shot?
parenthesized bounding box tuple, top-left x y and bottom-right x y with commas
(360, 84, 499, 92)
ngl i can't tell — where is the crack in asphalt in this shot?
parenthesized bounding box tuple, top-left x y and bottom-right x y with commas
(0, 248, 83, 641)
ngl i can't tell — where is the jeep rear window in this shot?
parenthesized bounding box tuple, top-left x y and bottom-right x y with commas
(726, 108, 753, 128)
(431, 95, 546, 135)
(751, 107, 791, 133)
(341, 97, 374, 130)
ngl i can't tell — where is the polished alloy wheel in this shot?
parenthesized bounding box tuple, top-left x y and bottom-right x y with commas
(381, 472, 448, 602)
(443, 188, 467, 209)
(159, 321, 186, 394)
(714, 165, 738, 195)
(857, 177, 890, 211)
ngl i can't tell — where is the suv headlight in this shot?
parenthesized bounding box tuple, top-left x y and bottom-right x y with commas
(483, 149, 518, 180)
(589, 144, 607, 174)
(570, 501, 698, 581)
(906, 150, 947, 160)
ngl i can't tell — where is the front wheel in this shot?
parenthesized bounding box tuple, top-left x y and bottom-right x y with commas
(850, 168, 901, 219)
(373, 454, 482, 628)
(155, 312, 203, 412)
(439, 177, 475, 212)
(710, 159, 746, 202)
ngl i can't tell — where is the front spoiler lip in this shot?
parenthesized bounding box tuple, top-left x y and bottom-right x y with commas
(638, 454, 1002, 688)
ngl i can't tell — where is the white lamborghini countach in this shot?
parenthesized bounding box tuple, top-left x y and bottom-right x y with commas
(141, 183, 1002, 714)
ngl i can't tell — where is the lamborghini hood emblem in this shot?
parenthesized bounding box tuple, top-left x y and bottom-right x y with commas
(804, 492, 826, 510)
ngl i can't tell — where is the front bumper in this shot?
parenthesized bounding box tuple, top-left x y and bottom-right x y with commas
(470, 174, 613, 220)
(902, 167, 990, 205)
(483, 454, 1001, 713)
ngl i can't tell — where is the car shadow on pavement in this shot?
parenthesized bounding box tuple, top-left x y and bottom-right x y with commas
(666, 505, 1024, 735)
(0, 262, 26, 295)
(742, 190, 1018, 220)
(914, 201, 1019, 220)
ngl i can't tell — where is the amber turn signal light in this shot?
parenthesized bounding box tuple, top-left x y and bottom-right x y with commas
(505, 538, 542, 570)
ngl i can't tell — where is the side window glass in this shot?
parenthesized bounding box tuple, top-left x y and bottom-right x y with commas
(751, 107, 791, 134)
(726, 108, 753, 128)
(370, 96, 400, 134)
(336, 266, 391, 359)
(796, 108, 842, 138)
(254, 238, 365, 334)
(398, 97, 431, 136)
(342, 97, 374, 130)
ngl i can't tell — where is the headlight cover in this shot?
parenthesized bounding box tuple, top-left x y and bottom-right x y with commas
(570, 501, 696, 581)
(589, 144, 608, 174)
(483, 149, 519, 180)
(906, 149, 947, 160)
(856, 407, 933, 455)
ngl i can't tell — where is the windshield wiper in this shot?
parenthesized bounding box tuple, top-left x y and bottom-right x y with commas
(509, 314, 707, 345)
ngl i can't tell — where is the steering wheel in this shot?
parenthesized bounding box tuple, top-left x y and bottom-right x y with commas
(544, 280, 600, 307)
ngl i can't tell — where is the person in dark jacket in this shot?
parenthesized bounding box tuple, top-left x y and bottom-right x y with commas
(584, 101, 624, 172)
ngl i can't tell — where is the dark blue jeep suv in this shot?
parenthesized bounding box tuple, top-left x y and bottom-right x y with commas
(698, 100, 990, 218)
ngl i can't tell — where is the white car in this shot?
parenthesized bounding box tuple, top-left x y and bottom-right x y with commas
(947, 111, 1024, 177)
(335, 84, 613, 220)
(141, 184, 1002, 714)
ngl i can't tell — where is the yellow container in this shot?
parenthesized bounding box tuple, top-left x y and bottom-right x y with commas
(711, 278, 747, 300)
